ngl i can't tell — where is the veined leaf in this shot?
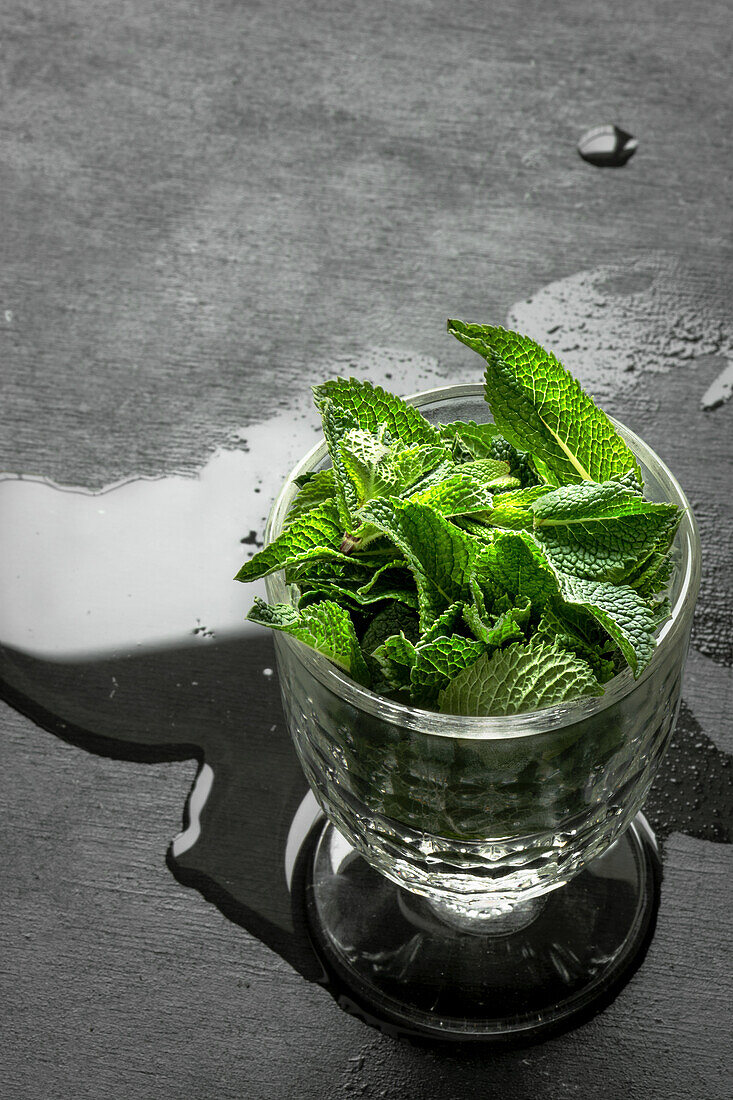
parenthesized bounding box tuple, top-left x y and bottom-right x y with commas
(407, 470, 495, 517)
(485, 485, 550, 529)
(285, 556, 372, 587)
(536, 604, 621, 684)
(447, 321, 642, 487)
(488, 433, 541, 488)
(313, 377, 441, 446)
(361, 604, 420, 656)
(453, 517, 497, 543)
(438, 635, 602, 716)
(292, 557, 417, 611)
(623, 549, 675, 597)
(532, 480, 681, 581)
(479, 530, 659, 675)
(339, 424, 397, 506)
(439, 421, 536, 489)
(341, 433, 456, 514)
(554, 571, 659, 676)
(247, 597, 370, 685)
(458, 458, 518, 491)
(421, 601, 466, 644)
(359, 499, 476, 629)
(388, 444, 453, 491)
(479, 529, 559, 607)
(370, 633, 418, 692)
(354, 561, 419, 608)
(285, 469, 336, 526)
(410, 634, 487, 706)
(321, 401, 455, 528)
(235, 500, 351, 581)
(321, 400, 361, 525)
(532, 480, 678, 526)
(438, 420, 502, 459)
(463, 599, 529, 649)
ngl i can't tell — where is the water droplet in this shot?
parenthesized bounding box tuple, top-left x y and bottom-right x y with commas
(701, 360, 733, 410)
(578, 124, 638, 168)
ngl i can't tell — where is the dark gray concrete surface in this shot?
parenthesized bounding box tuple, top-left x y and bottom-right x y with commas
(1, 2, 731, 1097)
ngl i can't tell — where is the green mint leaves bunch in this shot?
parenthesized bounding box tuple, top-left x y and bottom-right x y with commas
(235, 323, 681, 717)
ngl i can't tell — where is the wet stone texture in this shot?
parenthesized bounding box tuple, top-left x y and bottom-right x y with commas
(1, 1, 732, 1098)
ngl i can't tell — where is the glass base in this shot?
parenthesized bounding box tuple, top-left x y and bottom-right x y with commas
(305, 814, 661, 1043)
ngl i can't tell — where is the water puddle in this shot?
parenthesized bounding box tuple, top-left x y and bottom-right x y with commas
(0, 460, 327, 979)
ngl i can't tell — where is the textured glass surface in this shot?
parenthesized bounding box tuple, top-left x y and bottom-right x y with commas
(266, 387, 700, 913)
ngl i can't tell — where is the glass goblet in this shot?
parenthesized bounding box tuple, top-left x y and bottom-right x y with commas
(265, 385, 700, 1042)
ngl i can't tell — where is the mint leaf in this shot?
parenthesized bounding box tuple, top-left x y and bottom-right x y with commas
(532, 479, 673, 524)
(536, 604, 621, 684)
(361, 603, 420, 688)
(289, 555, 417, 611)
(387, 444, 453, 491)
(321, 401, 361, 526)
(623, 549, 675, 597)
(554, 572, 659, 677)
(421, 600, 466, 643)
(359, 499, 476, 629)
(339, 423, 397, 507)
(340, 433, 457, 516)
(532, 480, 680, 580)
(452, 517, 497, 543)
(480, 530, 659, 676)
(285, 469, 336, 526)
(353, 561, 419, 608)
(438, 635, 602, 716)
(486, 485, 550, 529)
(313, 377, 441, 447)
(285, 556, 372, 587)
(321, 398, 454, 533)
(235, 500, 352, 581)
(487, 434, 541, 488)
(479, 530, 559, 607)
(463, 600, 529, 648)
(407, 470, 496, 517)
(247, 597, 370, 685)
(410, 634, 486, 706)
(447, 321, 642, 487)
(370, 633, 418, 692)
(458, 458, 519, 491)
(440, 421, 537, 488)
(439, 420, 501, 459)
(361, 603, 420, 656)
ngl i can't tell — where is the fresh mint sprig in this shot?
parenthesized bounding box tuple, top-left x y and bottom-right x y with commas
(236, 323, 682, 716)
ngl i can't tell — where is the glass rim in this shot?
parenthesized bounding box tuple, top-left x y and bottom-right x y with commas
(264, 383, 701, 739)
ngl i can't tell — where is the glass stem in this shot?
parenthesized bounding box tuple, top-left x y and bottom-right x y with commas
(427, 894, 548, 936)
(397, 887, 549, 937)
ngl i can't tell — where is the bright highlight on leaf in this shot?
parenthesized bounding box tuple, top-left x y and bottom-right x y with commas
(236, 321, 683, 714)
